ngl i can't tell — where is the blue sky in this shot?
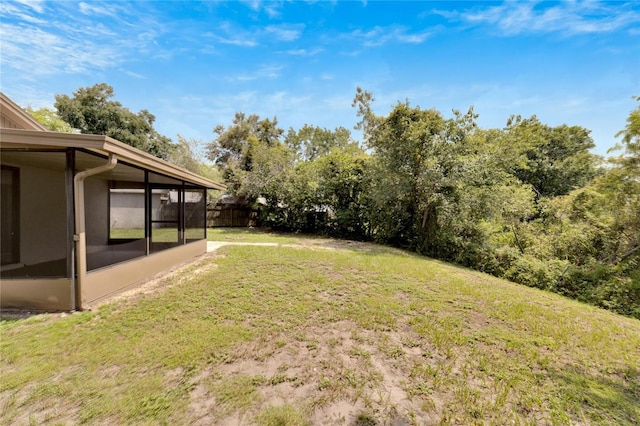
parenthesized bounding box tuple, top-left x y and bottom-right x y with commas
(1, 1, 638, 156)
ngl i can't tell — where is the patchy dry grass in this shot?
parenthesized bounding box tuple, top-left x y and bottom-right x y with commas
(1, 235, 639, 425)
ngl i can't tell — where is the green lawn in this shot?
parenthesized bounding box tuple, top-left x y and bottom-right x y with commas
(207, 227, 307, 244)
(1, 236, 639, 425)
(110, 227, 302, 244)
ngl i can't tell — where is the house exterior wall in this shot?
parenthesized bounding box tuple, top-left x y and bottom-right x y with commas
(109, 190, 163, 229)
(84, 177, 110, 251)
(0, 278, 72, 311)
(110, 190, 145, 229)
(19, 163, 67, 266)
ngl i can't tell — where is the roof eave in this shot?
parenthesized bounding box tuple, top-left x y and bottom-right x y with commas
(0, 129, 227, 190)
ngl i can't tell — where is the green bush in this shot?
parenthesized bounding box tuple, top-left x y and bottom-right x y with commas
(504, 255, 566, 291)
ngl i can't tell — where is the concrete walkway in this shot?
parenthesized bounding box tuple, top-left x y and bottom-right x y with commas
(206, 241, 279, 252)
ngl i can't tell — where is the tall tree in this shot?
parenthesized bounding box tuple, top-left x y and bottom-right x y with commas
(502, 116, 598, 198)
(54, 83, 174, 159)
(362, 99, 452, 250)
(206, 113, 283, 167)
(206, 112, 286, 197)
(167, 135, 221, 182)
(285, 125, 357, 162)
(604, 96, 640, 266)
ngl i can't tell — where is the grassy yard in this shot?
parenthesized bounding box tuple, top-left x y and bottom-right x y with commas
(1, 234, 639, 425)
(109, 227, 302, 244)
(207, 227, 306, 244)
(109, 228, 204, 242)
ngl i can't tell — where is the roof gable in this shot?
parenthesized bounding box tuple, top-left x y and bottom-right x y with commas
(0, 92, 48, 131)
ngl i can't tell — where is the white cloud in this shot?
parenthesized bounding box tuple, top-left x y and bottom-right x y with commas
(78, 1, 116, 17)
(12, 0, 44, 13)
(241, 0, 283, 18)
(261, 2, 283, 19)
(0, 1, 167, 76)
(211, 22, 258, 47)
(228, 65, 284, 82)
(120, 69, 146, 79)
(0, 1, 46, 23)
(284, 48, 324, 56)
(0, 24, 118, 74)
(265, 24, 304, 41)
(448, 1, 640, 36)
(344, 25, 432, 47)
(209, 22, 303, 47)
(217, 35, 258, 47)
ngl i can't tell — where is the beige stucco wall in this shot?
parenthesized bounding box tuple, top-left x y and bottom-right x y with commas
(110, 190, 145, 229)
(0, 278, 72, 311)
(82, 239, 206, 306)
(19, 164, 67, 265)
(84, 176, 109, 251)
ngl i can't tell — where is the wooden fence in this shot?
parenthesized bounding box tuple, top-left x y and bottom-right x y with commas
(207, 204, 258, 227)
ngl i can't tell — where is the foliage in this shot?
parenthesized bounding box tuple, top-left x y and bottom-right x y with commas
(206, 113, 285, 196)
(167, 135, 222, 183)
(206, 91, 638, 319)
(502, 115, 598, 198)
(315, 148, 370, 239)
(206, 112, 283, 167)
(54, 83, 174, 159)
(285, 124, 357, 161)
(26, 107, 74, 132)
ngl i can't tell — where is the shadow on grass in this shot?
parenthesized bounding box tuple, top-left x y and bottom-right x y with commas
(0, 309, 53, 323)
(554, 365, 640, 424)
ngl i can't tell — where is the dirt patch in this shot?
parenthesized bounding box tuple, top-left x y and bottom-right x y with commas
(190, 320, 441, 425)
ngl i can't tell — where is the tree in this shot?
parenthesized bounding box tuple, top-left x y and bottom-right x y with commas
(351, 87, 381, 146)
(166, 135, 221, 182)
(26, 107, 74, 132)
(206, 113, 283, 166)
(363, 98, 467, 250)
(502, 116, 598, 198)
(285, 125, 357, 162)
(501, 99, 640, 318)
(315, 147, 370, 238)
(603, 97, 640, 269)
(612, 95, 640, 174)
(54, 83, 174, 159)
(206, 112, 286, 197)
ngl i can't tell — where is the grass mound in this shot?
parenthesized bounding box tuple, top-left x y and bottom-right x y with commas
(2, 234, 639, 425)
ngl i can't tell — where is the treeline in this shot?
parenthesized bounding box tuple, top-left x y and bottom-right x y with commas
(206, 89, 640, 319)
(33, 84, 639, 319)
(28, 83, 220, 181)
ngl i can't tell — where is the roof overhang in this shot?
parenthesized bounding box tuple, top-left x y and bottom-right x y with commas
(0, 128, 226, 190)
